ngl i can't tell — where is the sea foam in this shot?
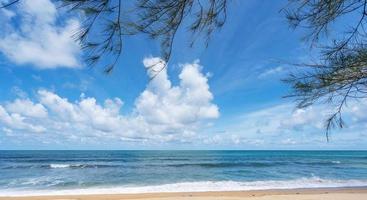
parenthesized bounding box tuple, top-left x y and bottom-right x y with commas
(1, 177, 367, 197)
(49, 164, 72, 168)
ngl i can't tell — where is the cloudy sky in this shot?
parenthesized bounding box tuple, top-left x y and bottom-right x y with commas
(0, 0, 366, 150)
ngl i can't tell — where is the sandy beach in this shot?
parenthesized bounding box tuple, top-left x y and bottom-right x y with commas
(1, 188, 367, 200)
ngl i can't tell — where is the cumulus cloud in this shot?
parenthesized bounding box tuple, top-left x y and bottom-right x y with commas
(0, 58, 219, 144)
(0, 105, 46, 133)
(137, 58, 219, 126)
(0, 0, 81, 69)
(5, 99, 48, 118)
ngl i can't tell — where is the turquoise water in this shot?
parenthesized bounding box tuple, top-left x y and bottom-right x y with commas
(0, 150, 366, 195)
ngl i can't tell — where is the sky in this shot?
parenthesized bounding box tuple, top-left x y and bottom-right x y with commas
(0, 0, 366, 150)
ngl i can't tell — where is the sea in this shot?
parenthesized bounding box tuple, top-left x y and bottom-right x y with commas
(0, 150, 366, 196)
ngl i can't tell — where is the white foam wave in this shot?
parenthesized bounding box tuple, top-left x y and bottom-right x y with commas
(49, 164, 71, 168)
(1, 177, 366, 197)
(49, 164, 84, 169)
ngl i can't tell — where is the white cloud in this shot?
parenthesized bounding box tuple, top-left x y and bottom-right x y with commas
(0, 58, 219, 144)
(38, 89, 126, 132)
(6, 99, 48, 118)
(136, 58, 219, 126)
(0, 105, 46, 133)
(218, 100, 367, 147)
(0, 0, 81, 69)
(227, 104, 327, 137)
(258, 66, 283, 78)
(1, 56, 365, 147)
(281, 138, 297, 145)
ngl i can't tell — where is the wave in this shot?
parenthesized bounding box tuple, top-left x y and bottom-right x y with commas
(162, 162, 278, 168)
(49, 164, 75, 168)
(155, 160, 343, 168)
(3, 158, 133, 163)
(1, 163, 125, 169)
(0, 160, 345, 170)
(48, 163, 119, 169)
(1, 177, 367, 197)
(293, 160, 343, 165)
(1, 163, 127, 170)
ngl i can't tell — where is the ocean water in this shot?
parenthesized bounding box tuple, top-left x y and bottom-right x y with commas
(0, 150, 367, 196)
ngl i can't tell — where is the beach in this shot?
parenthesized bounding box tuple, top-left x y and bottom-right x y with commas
(1, 188, 367, 200)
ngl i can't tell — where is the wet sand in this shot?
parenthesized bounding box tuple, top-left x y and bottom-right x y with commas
(1, 187, 367, 200)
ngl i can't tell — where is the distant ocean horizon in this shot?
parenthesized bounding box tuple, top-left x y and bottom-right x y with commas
(0, 150, 367, 196)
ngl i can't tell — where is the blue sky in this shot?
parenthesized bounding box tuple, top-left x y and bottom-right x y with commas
(0, 0, 366, 150)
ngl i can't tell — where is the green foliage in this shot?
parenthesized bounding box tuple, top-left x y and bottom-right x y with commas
(283, 0, 367, 140)
(60, 0, 227, 75)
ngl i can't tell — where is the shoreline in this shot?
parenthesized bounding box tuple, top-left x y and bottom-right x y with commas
(2, 178, 366, 197)
(1, 187, 367, 200)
